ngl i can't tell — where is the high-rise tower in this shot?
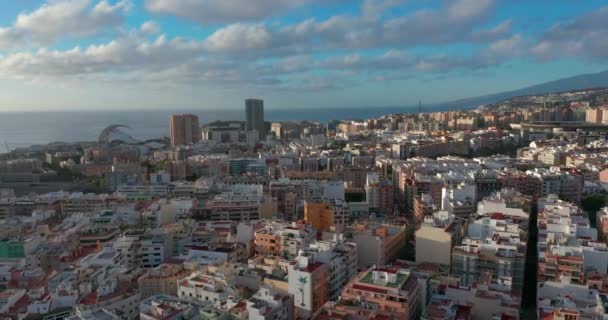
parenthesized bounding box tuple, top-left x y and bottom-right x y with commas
(170, 114, 199, 148)
(245, 99, 265, 139)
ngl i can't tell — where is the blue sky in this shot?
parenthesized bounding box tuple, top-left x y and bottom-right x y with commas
(0, 0, 607, 111)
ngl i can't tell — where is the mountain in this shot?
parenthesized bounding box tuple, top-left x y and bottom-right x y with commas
(442, 70, 608, 108)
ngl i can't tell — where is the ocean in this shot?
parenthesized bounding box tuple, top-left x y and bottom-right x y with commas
(0, 105, 458, 151)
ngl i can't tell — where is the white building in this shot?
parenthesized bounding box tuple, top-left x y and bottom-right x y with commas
(247, 285, 294, 320)
(298, 235, 357, 301)
(365, 173, 381, 209)
(177, 272, 239, 309)
(206, 191, 261, 221)
(415, 211, 456, 268)
(140, 294, 199, 320)
(537, 280, 606, 319)
(287, 254, 329, 318)
(441, 183, 476, 218)
(142, 234, 169, 268)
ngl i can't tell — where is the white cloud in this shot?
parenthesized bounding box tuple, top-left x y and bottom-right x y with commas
(205, 23, 271, 52)
(447, 0, 494, 21)
(532, 7, 608, 61)
(361, 0, 404, 21)
(0, 33, 203, 80)
(140, 21, 161, 35)
(0, 0, 130, 49)
(145, 0, 334, 24)
(8, 0, 606, 93)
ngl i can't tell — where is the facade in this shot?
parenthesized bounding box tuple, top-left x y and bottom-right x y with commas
(441, 183, 476, 218)
(138, 263, 193, 299)
(229, 158, 267, 176)
(139, 295, 198, 320)
(341, 267, 421, 320)
(537, 195, 600, 285)
(77, 286, 140, 320)
(254, 222, 315, 259)
(205, 191, 261, 221)
(365, 173, 394, 216)
(346, 223, 406, 268)
(177, 272, 238, 309)
(537, 281, 605, 320)
(287, 254, 330, 319)
(451, 215, 527, 297)
(246, 99, 265, 139)
(0, 239, 26, 259)
(298, 236, 357, 301)
(536, 195, 608, 319)
(415, 211, 459, 270)
(247, 285, 294, 320)
(304, 199, 348, 233)
(170, 114, 200, 148)
(141, 234, 169, 268)
(414, 193, 438, 224)
(441, 283, 520, 320)
(303, 201, 333, 232)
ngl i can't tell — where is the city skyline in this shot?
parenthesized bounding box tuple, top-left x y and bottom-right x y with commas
(0, 0, 607, 111)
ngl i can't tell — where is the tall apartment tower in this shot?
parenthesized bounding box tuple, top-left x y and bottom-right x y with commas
(169, 114, 200, 148)
(245, 99, 265, 139)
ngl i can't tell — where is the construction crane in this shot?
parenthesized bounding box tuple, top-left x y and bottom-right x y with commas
(3, 141, 9, 153)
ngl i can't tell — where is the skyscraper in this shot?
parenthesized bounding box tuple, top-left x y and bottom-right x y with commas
(245, 99, 265, 139)
(169, 114, 199, 148)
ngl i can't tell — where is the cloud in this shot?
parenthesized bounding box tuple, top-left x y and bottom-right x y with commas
(9, 0, 606, 94)
(145, 0, 335, 24)
(474, 34, 525, 67)
(0, 0, 130, 50)
(361, 0, 405, 21)
(205, 23, 271, 52)
(0, 33, 203, 80)
(140, 21, 160, 35)
(532, 6, 608, 61)
(447, 0, 493, 21)
(201, 0, 504, 56)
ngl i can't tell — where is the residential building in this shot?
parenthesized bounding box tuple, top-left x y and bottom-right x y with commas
(287, 253, 330, 318)
(365, 173, 394, 216)
(254, 222, 315, 259)
(205, 191, 261, 221)
(170, 114, 200, 148)
(415, 211, 460, 271)
(441, 183, 476, 218)
(178, 272, 238, 309)
(451, 213, 528, 298)
(298, 235, 357, 301)
(247, 285, 294, 320)
(344, 223, 406, 268)
(304, 201, 333, 233)
(138, 263, 194, 299)
(341, 267, 421, 320)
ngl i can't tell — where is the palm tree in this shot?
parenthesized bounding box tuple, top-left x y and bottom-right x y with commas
(298, 276, 308, 307)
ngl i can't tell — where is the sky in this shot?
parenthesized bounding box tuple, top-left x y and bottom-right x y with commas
(0, 0, 607, 111)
